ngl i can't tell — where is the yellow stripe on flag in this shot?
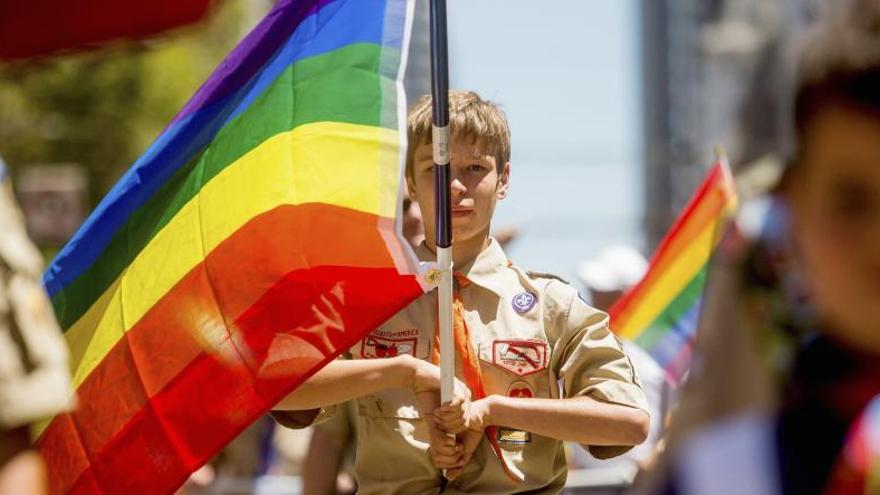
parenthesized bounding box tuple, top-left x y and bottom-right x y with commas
(617, 220, 719, 340)
(65, 122, 401, 389)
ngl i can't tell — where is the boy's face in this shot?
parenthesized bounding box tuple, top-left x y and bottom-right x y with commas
(788, 104, 880, 355)
(407, 137, 509, 249)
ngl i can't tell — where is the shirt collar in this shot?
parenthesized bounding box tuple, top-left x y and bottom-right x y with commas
(416, 238, 508, 297)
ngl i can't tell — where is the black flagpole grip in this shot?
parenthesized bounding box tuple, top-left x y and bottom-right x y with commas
(430, 0, 451, 249)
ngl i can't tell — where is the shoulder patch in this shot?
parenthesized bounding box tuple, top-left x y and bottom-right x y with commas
(525, 270, 569, 284)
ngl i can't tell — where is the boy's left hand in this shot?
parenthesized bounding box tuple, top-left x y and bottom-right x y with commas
(432, 397, 492, 480)
(434, 395, 487, 434)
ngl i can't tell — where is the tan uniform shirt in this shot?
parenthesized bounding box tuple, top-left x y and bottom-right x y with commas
(0, 166, 73, 431)
(278, 239, 647, 494)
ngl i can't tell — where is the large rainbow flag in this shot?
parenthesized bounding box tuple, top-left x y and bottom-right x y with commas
(37, 1, 426, 492)
(608, 160, 737, 385)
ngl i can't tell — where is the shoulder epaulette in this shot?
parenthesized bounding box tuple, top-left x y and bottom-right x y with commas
(525, 270, 569, 284)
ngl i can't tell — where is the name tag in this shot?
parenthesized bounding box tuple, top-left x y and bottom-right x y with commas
(498, 428, 531, 445)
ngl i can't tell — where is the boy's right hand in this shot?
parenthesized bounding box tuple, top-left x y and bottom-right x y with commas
(405, 356, 471, 403)
(401, 357, 478, 476)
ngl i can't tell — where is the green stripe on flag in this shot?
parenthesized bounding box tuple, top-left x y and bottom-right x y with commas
(53, 43, 396, 331)
(635, 266, 707, 351)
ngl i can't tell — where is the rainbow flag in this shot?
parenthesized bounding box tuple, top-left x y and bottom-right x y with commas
(37, 1, 425, 492)
(608, 160, 737, 385)
(824, 395, 880, 494)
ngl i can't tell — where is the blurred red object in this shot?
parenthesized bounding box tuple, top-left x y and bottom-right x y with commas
(0, 0, 214, 60)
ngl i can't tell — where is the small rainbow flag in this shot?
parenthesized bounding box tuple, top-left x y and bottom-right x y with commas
(608, 159, 737, 385)
(37, 1, 425, 493)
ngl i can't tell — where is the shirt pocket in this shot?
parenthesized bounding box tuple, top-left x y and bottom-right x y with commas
(478, 338, 553, 400)
(355, 328, 432, 420)
(478, 339, 553, 452)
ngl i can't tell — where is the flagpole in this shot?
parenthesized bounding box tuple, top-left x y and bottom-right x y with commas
(429, 0, 454, 404)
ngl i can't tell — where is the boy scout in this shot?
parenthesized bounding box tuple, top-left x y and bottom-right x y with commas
(275, 91, 649, 494)
(0, 157, 73, 493)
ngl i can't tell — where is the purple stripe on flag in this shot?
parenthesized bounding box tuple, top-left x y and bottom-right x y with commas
(169, 0, 336, 127)
(648, 301, 701, 370)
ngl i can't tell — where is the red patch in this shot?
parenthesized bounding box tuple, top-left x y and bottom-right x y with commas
(507, 381, 535, 398)
(361, 329, 419, 359)
(492, 340, 549, 376)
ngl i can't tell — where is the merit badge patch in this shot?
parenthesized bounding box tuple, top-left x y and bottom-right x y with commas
(498, 428, 531, 445)
(511, 292, 537, 313)
(492, 340, 549, 376)
(361, 328, 419, 358)
(507, 380, 535, 398)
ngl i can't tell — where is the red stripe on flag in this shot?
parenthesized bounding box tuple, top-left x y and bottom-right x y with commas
(39, 204, 423, 493)
(63, 266, 417, 493)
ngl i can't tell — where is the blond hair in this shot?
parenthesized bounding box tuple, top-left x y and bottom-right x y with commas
(406, 90, 511, 178)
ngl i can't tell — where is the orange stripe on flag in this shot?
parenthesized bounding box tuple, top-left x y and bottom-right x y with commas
(38, 204, 422, 493)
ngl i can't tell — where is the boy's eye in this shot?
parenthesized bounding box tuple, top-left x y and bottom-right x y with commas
(466, 164, 486, 172)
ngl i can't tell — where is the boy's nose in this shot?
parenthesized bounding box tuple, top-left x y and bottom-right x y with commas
(450, 176, 466, 195)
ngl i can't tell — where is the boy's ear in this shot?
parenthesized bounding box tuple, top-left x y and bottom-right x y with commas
(497, 162, 511, 199)
(405, 175, 417, 200)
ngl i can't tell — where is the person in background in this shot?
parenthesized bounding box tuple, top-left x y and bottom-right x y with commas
(0, 156, 73, 495)
(641, 2, 880, 493)
(574, 246, 673, 484)
(300, 402, 357, 495)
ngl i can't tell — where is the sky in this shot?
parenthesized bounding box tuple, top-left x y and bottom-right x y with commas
(444, 0, 643, 286)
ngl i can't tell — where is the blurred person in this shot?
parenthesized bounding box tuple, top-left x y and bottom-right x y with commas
(301, 402, 357, 495)
(272, 91, 649, 494)
(574, 246, 673, 482)
(576, 246, 649, 312)
(491, 224, 520, 250)
(0, 156, 73, 494)
(641, 2, 880, 494)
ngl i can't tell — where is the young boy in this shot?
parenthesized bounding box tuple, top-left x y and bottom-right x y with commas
(274, 91, 649, 494)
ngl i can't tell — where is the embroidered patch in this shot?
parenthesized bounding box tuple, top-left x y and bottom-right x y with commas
(507, 380, 535, 398)
(498, 428, 531, 445)
(361, 329, 419, 358)
(492, 340, 549, 376)
(511, 292, 537, 313)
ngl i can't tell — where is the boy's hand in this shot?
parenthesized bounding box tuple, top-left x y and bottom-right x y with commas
(426, 420, 465, 470)
(433, 394, 481, 434)
(424, 393, 472, 473)
(444, 429, 483, 481)
(434, 397, 493, 480)
(406, 357, 471, 403)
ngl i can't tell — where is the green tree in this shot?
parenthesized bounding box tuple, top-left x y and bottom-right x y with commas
(0, 0, 267, 204)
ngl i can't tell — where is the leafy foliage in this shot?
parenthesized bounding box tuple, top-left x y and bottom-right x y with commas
(0, 0, 267, 203)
